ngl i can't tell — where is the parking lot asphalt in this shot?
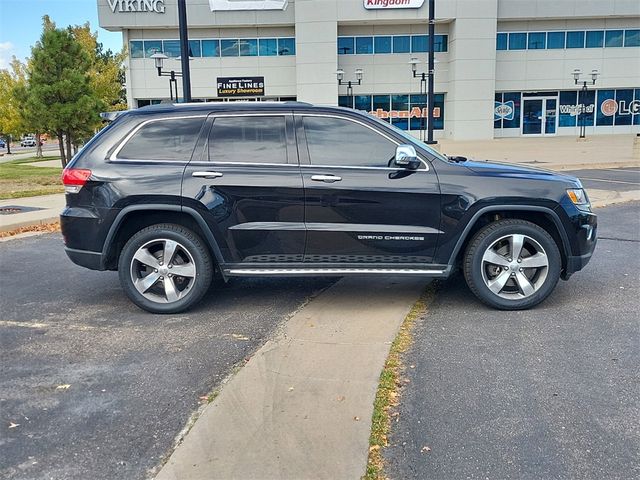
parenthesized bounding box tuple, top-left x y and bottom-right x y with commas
(0, 234, 333, 480)
(384, 201, 640, 480)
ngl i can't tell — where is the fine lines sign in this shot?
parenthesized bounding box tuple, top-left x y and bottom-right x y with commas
(217, 77, 265, 97)
(364, 0, 425, 9)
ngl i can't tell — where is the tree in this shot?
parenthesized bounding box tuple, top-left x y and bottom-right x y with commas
(0, 58, 27, 154)
(26, 17, 104, 166)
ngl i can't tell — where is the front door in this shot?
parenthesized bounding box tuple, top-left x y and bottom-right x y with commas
(297, 114, 442, 266)
(522, 97, 557, 136)
(182, 113, 305, 265)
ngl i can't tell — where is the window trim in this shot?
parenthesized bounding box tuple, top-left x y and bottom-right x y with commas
(297, 113, 429, 171)
(110, 115, 208, 162)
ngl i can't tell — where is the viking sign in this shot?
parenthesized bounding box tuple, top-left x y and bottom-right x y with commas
(107, 0, 165, 13)
(217, 77, 265, 98)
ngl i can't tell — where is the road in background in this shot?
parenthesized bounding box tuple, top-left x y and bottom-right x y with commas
(384, 202, 640, 480)
(0, 233, 333, 480)
(565, 167, 640, 193)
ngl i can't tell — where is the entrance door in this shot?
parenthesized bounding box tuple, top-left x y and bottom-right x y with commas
(522, 97, 557, 136)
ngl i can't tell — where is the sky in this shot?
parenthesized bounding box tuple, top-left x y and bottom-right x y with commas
(0, 0, 123, 69)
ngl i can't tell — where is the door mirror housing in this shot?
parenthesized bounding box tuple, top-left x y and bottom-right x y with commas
(394, 144, 421, 170)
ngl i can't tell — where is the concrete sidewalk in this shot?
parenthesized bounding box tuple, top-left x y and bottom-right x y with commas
(155, 277, 426, 480)
(0, 194, 65, 233)
(437, 133, 640, 170)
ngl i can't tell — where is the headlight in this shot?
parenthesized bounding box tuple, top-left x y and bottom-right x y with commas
(567, 188, 591, 211)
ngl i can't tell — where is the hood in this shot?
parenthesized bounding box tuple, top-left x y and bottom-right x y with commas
(462, 159, 581, 186)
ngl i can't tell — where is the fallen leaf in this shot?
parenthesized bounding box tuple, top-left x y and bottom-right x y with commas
(288, 387, 294, 392)
(421, 446, 431, 453)
(56, 384, 71, 390)
(8, 422, 19, 429)
(337, 395, 346, 402)
(354, 416, 360, 421)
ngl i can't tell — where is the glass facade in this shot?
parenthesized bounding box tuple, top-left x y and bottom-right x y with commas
(339, 93, 445, 131)
(338, 34, 448, 54)
(130, 37, 296, 58)
(497, 29, 640, 51)
(495, 88, 640, 131)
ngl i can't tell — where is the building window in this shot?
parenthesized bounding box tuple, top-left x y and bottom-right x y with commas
(508, 33, 527, 50)
(220, 39, 239, 57)
(585, 31, 604, 48)
(188, 40, 202, 57)
(566, 31, 585, 48)
(393, 36, 411, 53)
(624, 29, 640, 47)
(411, 35, 427, 53)
(527, 32, 546, 49)
(277, 38, 295, 55)
(374, 36, 392, 54)
(144, 40, 162, 57)
(202, 39, 220, 57)
(339, 93, 445, 132)
(356, 37, 373, 54)
(163, 40, 181, 57)
(130, 41, 144, 58)
(496, 33, 508, 50)
(434, 35, 448, 52)
(546, 32, 565, 49)
(338, 37, 354, 55)
(240, 38, 259, 56)
(259, 38, 278, 56)
(605, 30, 624, 47)
(136, 99, 162, 108)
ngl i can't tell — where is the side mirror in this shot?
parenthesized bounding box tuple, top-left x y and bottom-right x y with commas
(394, 144, 421, 170)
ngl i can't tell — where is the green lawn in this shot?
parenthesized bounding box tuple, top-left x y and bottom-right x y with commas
(0, 157, 64, 199)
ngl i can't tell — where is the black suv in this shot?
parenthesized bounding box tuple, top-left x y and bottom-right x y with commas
(61, 102, 596, 313)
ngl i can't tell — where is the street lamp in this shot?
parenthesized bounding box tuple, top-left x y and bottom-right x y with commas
(409, 58, 434, 143)
(151, 52, 182, 102)
(572, 68, 599, 139)
(336, 68, 363, 108)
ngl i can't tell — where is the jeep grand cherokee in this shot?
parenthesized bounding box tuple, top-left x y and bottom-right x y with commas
(60, 102, 597, 313)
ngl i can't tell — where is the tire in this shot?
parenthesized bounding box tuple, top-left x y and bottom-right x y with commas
(118, 223, 214, 314)
(463, 219, 561, 310)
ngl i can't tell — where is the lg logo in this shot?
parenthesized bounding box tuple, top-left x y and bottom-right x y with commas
(601, 98, 640, 117)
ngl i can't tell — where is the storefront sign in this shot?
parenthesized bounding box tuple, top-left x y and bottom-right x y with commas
(217, 77, 265, 97)
(209, 0, 288, 10)
(364, 0, 425, 9)
(494, 101, 515, 121)
(559, 103, 595, 116)
(369, 106, 440, 119)
(107, 0, 165, 13)
(600, 98, 640, 116)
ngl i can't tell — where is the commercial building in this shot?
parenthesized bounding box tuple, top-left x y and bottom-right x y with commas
(97, 0, 640, 140)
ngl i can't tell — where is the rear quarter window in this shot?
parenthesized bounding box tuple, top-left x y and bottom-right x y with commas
(116, 117, 205, 161)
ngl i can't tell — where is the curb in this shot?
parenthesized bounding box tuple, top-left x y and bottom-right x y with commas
(0, 216, 60, 234)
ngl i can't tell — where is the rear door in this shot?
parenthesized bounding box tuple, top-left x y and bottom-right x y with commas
(181, 112, 305, 265)
(297, 113, 442, 266)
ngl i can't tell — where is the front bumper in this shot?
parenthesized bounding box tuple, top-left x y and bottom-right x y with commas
(561, 210, 597, 279)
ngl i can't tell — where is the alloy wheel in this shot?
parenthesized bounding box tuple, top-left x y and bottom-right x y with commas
(480, 233, 549, 300)
(129, 238, 197, 304)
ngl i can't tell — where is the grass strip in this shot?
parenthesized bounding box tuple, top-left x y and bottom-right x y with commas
(0, 159, 63, 199)
(364, 283, 437, 480)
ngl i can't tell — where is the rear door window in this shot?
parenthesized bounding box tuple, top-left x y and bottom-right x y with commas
(208, 116, 288, 164)
(117, 117, 205, 161)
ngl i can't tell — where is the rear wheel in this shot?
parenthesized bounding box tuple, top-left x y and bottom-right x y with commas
(118, 224, 213, 314)
(463, 219, 561, 310)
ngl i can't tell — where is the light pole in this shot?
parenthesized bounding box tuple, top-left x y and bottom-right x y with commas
(177, 0, 192, 102)
(426, 0, 436, 145)
(409, 58, 429, 143)
(572, 68, 599, 139)
(336, 69, 364, 108)
(151, 53, 181, 102)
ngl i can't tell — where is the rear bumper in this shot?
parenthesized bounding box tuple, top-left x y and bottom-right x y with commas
(64, 247, 105, 271)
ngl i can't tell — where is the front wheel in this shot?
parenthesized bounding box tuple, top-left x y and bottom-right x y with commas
(118, 224, 213, 314)
(463, 219, 561, 310)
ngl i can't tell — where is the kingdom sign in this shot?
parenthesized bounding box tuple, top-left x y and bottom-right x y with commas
(364, 0, 425, 9)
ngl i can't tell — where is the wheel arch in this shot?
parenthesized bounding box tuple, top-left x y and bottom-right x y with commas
(448, 206, 571, 271)
(101, 205, 224, 271)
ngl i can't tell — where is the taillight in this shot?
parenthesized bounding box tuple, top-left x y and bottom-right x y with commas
(62, 168, 92, 194)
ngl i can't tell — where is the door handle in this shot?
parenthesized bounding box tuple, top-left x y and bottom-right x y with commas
(192, 171, 223, 179)
(311, 175, 342, 183)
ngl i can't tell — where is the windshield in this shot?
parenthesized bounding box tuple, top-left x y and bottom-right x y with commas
(365, 113, 449, 162)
